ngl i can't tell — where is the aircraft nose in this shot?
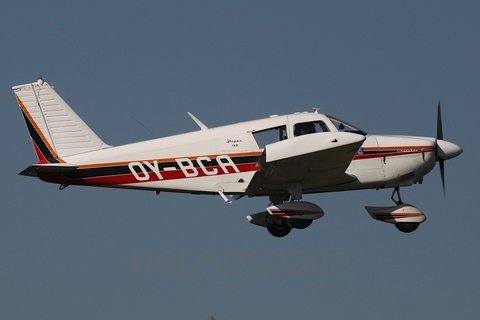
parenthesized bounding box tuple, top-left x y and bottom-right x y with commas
(436, 140, 463, 160)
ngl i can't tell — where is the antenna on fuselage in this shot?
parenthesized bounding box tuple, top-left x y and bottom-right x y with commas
(130, 115, 155, 139)
(187, 112, 209, 130)
(312, 107, 321, 113)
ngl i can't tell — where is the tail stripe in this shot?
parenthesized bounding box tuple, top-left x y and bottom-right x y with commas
(17, 94, 62, 163)
(21, 109, 60, 163)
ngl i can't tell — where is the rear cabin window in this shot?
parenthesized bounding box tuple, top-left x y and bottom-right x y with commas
(294, 121, 330, 136)
(252, 125, 287, 149)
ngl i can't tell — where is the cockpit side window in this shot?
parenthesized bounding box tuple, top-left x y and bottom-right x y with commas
(252, 125, 287, 149)
(294, 121, 330, 136)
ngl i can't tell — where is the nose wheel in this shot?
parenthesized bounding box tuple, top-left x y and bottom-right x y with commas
(366, 187, 426, 233)
(391, 187, 421, 233)
(395, 222, 420, 233)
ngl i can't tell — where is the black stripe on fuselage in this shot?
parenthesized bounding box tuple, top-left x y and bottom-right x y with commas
(64, 155, 260, 179)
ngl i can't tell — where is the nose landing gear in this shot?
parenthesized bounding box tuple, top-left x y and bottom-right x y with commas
(365, 187, 426, 233)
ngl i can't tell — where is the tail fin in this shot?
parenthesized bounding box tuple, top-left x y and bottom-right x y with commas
(12, 79, 110, 163)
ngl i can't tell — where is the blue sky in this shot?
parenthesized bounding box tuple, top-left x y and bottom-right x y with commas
(1, 2, 479, 319)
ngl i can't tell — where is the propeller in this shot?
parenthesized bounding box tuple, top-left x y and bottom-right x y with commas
(433, 101, 463, 196)
(435, 101, 446, 194)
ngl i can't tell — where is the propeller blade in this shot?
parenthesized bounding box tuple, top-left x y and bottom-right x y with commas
(437, 101, 443, 141)
(439, 159, 445, 196)
(436, 101, 446, 195)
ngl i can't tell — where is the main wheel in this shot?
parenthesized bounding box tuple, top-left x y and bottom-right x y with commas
(267, 224, 292, 237)
(395, 222, 420, 233)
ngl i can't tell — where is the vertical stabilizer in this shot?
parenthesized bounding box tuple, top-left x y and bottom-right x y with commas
(12, 79, 110, 162)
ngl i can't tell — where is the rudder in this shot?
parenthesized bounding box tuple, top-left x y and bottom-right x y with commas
(12, 79, 111, 163)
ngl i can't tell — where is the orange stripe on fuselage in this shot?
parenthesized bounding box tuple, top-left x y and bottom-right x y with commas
(354, 145, 435, 160)
(361, 146, 435, 152)
(77, 151, 263, 169)
(377, 146, 435, 152)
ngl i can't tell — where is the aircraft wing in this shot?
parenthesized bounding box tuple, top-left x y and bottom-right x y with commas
(245, 132, 365, 197)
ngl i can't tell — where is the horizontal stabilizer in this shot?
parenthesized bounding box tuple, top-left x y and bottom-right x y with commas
(19, 163, 78, 177)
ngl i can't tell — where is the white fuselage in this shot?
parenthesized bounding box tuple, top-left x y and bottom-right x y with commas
(13, 79, 463, 236)
(47, 112, 439, 196)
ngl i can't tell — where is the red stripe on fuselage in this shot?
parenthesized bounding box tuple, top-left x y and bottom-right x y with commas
(38, 162, 259, 186)
(354, 148, 434, 160)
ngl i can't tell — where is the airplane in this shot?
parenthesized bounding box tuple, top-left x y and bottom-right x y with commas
(12, 78, 462, 237)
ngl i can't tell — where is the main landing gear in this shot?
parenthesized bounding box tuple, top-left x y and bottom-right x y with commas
(365, 187, 426, 233)
(246, 199, 323, 237)
(249, 187, 427, 237)
(265, 216, 314, 238)
(267, 222, 292, 238)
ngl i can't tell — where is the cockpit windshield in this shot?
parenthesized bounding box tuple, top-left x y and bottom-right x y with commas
(327, 115, 367, 135)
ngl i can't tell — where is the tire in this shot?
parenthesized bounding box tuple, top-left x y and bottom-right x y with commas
(267, 224, 292, 237)
(395, 222, 420, 233)
(288, 219, 313, 229)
